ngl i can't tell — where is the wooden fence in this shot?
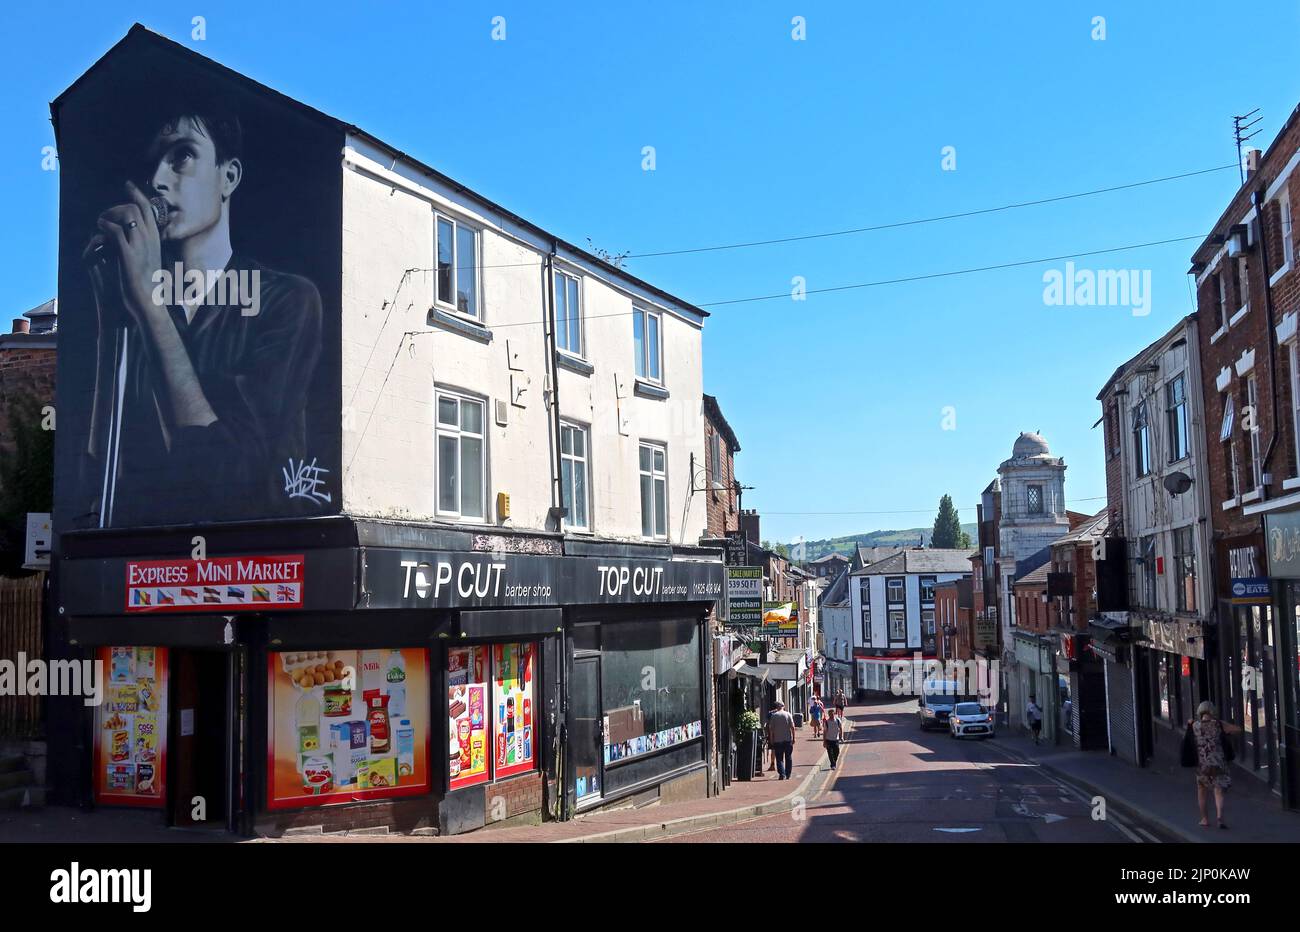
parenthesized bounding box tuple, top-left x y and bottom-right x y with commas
(0, 573, 44, 738)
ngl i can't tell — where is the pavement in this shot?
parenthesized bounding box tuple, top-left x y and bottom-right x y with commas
(663, 699, 1140, 842)
(9, 703, 1298, 843)
(989, 728, 1300, 843)
(0, 717, 843, 844)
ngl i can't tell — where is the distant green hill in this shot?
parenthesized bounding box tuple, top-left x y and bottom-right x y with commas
(779, 525, 978, 561)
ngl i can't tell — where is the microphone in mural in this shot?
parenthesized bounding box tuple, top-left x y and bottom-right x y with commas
(80, 96, 325, 527)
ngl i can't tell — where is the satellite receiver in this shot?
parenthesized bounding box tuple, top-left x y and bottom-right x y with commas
(1163, 471, 1193, 496)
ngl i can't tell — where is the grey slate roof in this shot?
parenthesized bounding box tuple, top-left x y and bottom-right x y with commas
(851, 548, 976, 576)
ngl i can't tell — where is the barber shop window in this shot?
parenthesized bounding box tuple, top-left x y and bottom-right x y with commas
(601, 620, 702, 768)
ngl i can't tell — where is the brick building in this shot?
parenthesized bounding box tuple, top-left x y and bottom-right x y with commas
(0, 300, 57, 573)
(702, 394, 741, 539)
(1189, 103, 1300, 808)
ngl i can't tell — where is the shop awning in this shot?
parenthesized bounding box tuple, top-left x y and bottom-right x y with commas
(733, 661, 769, 681)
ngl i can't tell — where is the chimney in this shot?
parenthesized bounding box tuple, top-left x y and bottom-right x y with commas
(1245, 148, 1262, 180)
(739, 509, 760, 548)
(11, 319, 29, 334)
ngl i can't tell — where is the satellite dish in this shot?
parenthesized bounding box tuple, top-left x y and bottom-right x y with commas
(1163, 471, 1193, 496)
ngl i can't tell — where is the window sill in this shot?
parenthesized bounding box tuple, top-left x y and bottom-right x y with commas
(556, 353, 594, 376)
(1241, 489, 1262, 504)
(429, 307, 492, 343)
(1282, 476, 1300, 491)
(1221, 497, 1239, 511)
(633, 379, 670, 400)
(1229, 305, 1250, 328)
(1210, 324, 1229, 345)
(1270, 263, 1291, 289)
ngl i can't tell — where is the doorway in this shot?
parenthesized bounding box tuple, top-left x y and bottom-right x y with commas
(169, 649, 235, 830)
(570, 654, 603, 810)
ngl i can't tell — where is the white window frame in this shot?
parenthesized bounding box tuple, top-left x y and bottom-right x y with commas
(1281, 191, 1295, 275)
(1166, 373, 1189, 462)
(860, 579, 872, 646)
(1235, 257, 1250, 322)
(554, 268, 584, 358)
(886, 577, 905, 604)
(1291, 342, 1300, 481)
(888, 610, 906, 642)
(434, 388, 487, 520)
(1247, 376, 1263, 491)
(560, 421, 591, 531)
(633, 307, 664, 384)
(922, 608, 936, 637)
(638, 441, 668, 540)
(433, 212, 482, 321)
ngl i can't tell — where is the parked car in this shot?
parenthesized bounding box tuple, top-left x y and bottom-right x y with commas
(948, 701, 996, 739)
(917, 680, 961, 731)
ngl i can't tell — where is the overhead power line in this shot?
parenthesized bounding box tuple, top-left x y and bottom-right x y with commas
(626, 164, 1238, 259)
(761, 495, 1108, 516)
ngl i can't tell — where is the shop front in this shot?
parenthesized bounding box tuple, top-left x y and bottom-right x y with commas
(1058, 631, 1106, 750)
(1259, 512, 1300, 808)
(1133, 612, 1210, 769)
(1088, 615, 1150, 765)
(54, 519, 724, 836)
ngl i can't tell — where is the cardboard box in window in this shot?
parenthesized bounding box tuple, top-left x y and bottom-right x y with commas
(606, 703, 645, 744)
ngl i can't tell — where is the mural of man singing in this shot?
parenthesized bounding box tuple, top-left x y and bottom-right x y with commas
(82, 95, 324, 527)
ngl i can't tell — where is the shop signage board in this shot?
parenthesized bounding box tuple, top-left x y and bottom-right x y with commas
(1230, 577, 1271, 604)
(1140, 616, 1205, 660)
(1265, 512, 1300, 579)
(760, 601, 798, 636)
(124, 555, 305, 612)
(727, 566, 763, 625)
(365, 549, 724, 610)
(724, 531, 749, 567)
(974, 619, 997, 649)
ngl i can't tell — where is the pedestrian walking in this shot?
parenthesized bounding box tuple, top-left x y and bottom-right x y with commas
(834, 689, 847, 717)
(766, 700, 796, 780)
(1181, 700, 1234, 830)
(823, 707, 845, 769)
(809, 695, 825, 738)
(1026, 697, 1043, 745)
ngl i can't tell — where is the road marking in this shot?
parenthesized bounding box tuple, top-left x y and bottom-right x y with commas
(934, 827, 982, 833)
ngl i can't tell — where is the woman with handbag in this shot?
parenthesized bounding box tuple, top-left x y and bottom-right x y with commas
(1181, 700, 1234, 830)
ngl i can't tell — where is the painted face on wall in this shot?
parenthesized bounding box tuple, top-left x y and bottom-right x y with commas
(146, 115, 241, 244)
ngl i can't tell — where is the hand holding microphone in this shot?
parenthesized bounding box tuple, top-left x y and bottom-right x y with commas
(84, 181, 171, 329)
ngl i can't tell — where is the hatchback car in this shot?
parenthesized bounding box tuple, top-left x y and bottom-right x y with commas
(948, 701, 995, 739)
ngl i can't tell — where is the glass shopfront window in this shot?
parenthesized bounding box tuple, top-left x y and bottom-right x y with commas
(601, 619, 702, 767)
(447, 642, 538, 789)
(267, 648, 430, 809)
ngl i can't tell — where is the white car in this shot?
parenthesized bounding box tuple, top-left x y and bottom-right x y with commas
(948, 701, 996, 739)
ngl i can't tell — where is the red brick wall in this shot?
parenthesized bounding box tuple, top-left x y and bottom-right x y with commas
(484, 770, 543, 822)
(0, 344, 56, 453)
(703, 417, 737, 539)
(1194, 108, 1300, 578)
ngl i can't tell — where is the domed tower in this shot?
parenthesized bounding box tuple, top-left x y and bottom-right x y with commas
(996, 431, 1069, 632)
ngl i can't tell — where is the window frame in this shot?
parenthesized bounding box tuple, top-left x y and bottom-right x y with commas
(560, 421, 591, 531)
(433, 212, 482, 321)
(1281, 190, 1295, 272)
(919, 575, 937, 604)
(1139, 535, 1158, 609)
(434, 388, 488, 521)
(860, 579, 872, 646)
(1174, 525, 1198, 613)
(888, 610, 906, 643)
(1291, 343, 1300, 479)
(1026, 484, 1044, 515)
(1132, 401, 1151, 478)
(638, 441, 668, 540)
(1246, 376, 1262, 491)
(554, 268, 585, 359)
(633, 306, 664, 384)
(1166, 373, 1189, 463)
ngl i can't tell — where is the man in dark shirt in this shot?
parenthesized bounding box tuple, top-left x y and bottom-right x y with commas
(84, 102, 324, 527)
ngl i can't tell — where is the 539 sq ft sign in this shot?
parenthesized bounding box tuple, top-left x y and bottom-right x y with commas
(364, 549, 724, 609)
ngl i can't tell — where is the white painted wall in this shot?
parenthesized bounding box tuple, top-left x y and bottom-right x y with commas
(850, 571, 968, 651)
(339, 136, 708, 544)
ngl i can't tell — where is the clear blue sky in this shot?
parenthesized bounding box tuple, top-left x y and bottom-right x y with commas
(4, 1, 1298, 543)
